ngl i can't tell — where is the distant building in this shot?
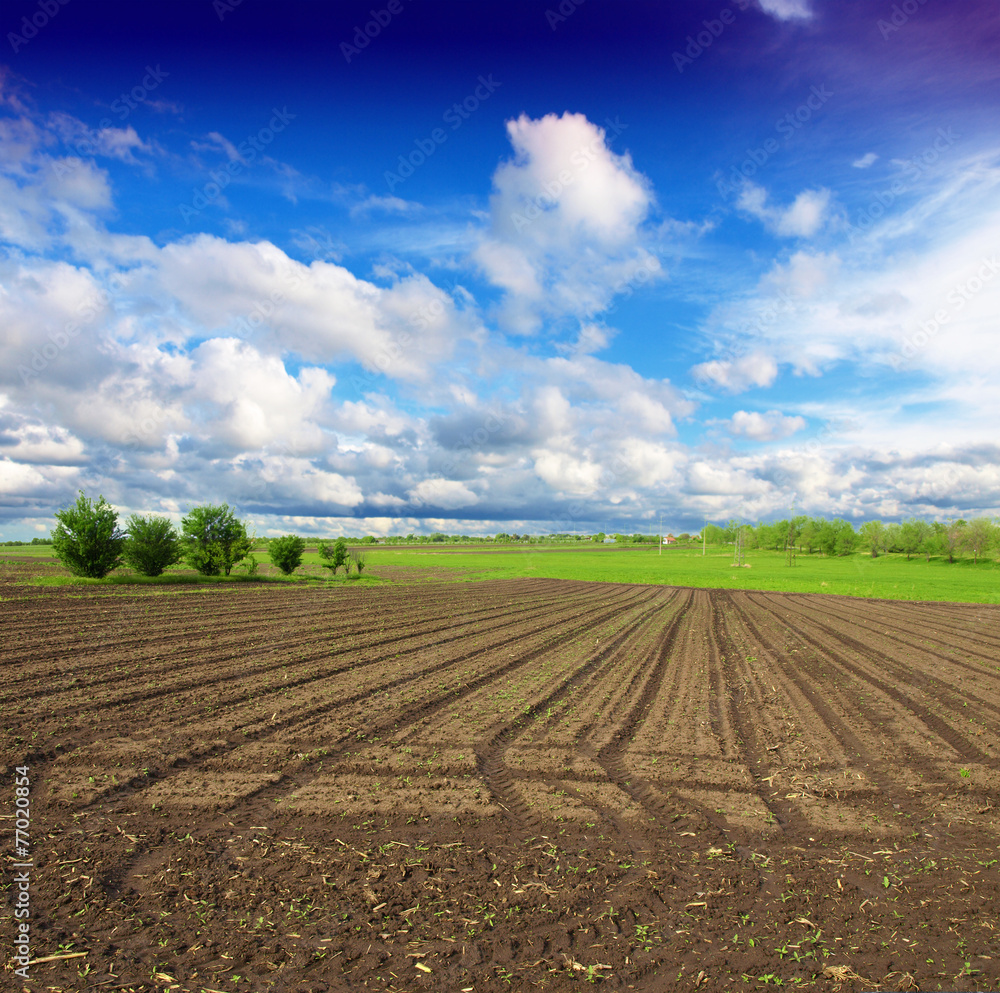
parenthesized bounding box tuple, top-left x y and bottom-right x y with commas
(662, 534, 677, 545)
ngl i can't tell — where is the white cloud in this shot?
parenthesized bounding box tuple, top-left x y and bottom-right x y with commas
(188, 338, 335, 453)
(852, 152, 878, 169)
(350, 195, 422, 216)
(410, 478, 479, 508)
(691, 352, 779, 393)
(727, 410, 806, 441)
(757, 0, 813, 20)
(49, 113, 153, 163)
(146, 234, 470, 382)
(737, 182, 831, 238)
(475, 112, 660, 334)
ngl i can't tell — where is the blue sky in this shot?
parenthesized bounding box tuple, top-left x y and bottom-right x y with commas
(1, 0, 999, 538)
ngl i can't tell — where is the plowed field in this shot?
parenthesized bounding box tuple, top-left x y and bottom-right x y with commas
(3, 579, 1000, 991)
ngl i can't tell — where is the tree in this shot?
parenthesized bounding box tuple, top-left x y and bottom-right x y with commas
(318, 537, 349, 575)
(961, 517, 998, 565)
(268, 535, 306, 575)
(702, 524, 726, 544)
(351, 549, 367, 575)
(939, 519, 967, 563)
(123, 514, 183, 577)
(181, 504, 253, 576)
(898, 517, 932, 560)
(799, 518, 823, 554)
(51, 491, 125, 578)
(883, 522, 902, 554)
(858, 520, 886, 558)
(817, 519, 856, 556)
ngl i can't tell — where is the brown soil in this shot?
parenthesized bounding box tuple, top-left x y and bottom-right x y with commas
(2, 578, 1000, 992)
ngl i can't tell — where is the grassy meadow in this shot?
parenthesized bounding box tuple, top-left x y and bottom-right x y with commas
(353, 543, 1000, 604)
(3, 541, 999, 604)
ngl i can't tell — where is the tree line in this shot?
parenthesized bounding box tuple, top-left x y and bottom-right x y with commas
(48, 491, 365, 580)
(701, 516, 999, 563)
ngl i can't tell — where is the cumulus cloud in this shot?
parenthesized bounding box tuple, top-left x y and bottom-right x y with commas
(727, 410, 806, 441)
(410, 478, 479, 509)
(4, 77, 1000, 538)
(144, 234, 472, 382)
(691, 352, 779, 393)
(737, 182, 831, 238)
(757, 0, 813, 20)
(475, 112, 661, 334)
(350, 194, 422, 216)
(48, 113, 153, 163)
(852, 152, 878, 169)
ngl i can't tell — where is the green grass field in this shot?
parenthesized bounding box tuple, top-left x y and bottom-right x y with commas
(355, 544, 1000, 604)
(4, 543, 999, 604)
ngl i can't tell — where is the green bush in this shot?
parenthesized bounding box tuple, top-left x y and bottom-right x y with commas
(268, 535, 306, 575)
(51, 491, 125, 578)
(123, 514, 183, 576)
(318, 537, 349, 575)
(181, 504, 253, 576)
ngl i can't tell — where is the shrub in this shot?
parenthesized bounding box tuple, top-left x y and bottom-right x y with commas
(351, 549, 367, 575)
(269, 535, 306, 575)
(51, 491, 125, 578)
(318, 537, 349, 575)
(181, 503, 253, 576)
(123, 514, 183, 576)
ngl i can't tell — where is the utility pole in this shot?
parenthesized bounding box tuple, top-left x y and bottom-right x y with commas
(659, 513, 662, 555)
(703, 522, 706, 557)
